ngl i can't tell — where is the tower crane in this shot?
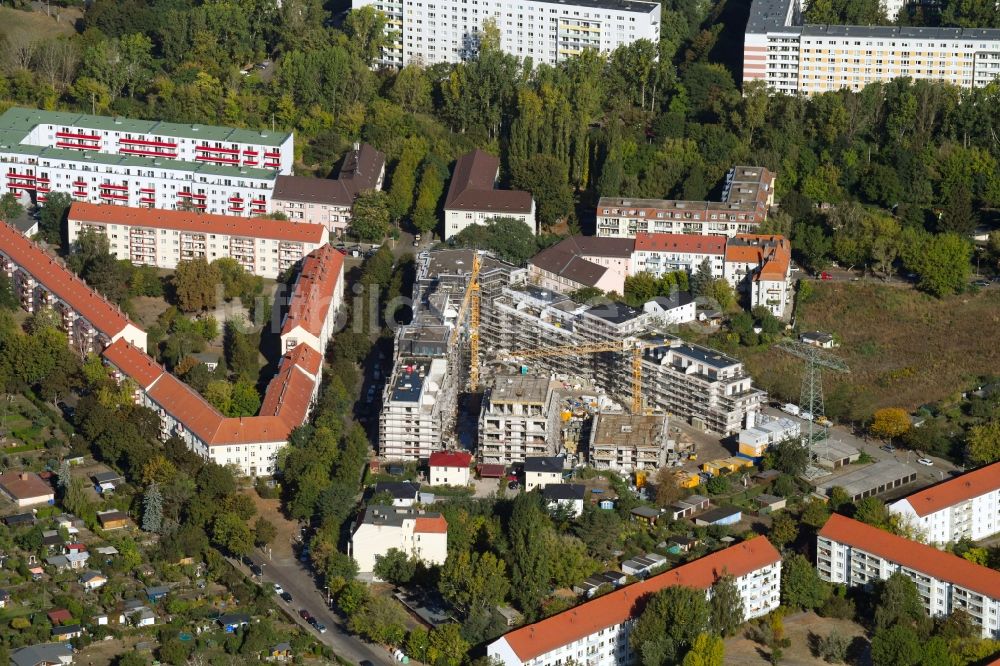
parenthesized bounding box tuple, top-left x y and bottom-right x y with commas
(502, 340, 667, 414)
(449, 251, 483, 391)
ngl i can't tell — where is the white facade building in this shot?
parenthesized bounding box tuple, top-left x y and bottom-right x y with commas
(353, 0, 661, 67)
(889, 461, 1000, 545)
(444, 150, 535, 239)
(524, 456, 564, 492)
(67, 203, 329, 280)
(428, 450, 473, 486)
(0, 220, 147, 354)
(0, 107, 292, 215)
(743, 0, 1000, 95)
(479, 374, 560, 465)
(631, 232, 726, 279)
(350, 505, 448, 574)
(738, 415, 800, 458)
(488, 536, 781, 665)
(818, 513, 1000, 639)
(379, 357, 453, 460)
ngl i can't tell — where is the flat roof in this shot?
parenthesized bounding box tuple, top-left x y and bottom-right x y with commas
(489, 374, 553, 405)
(390, 359, 430, 403)
(591, 412, 668, 448)
(815, 460, 916, 497)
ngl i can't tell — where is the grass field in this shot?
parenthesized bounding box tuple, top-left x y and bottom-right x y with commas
(0, 6, 81, 40)
(741, 282, 1000, 422)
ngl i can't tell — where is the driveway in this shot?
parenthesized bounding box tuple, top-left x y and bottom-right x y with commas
(232, 554, 395, 666)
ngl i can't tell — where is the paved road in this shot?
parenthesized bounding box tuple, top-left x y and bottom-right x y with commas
(233, 553, 394, 666)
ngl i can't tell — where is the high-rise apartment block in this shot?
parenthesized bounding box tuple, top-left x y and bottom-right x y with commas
(353, 0, 661, 68)
(0, 107, 292, 215)
(743, 0, 1000, 95)
(478, 374, 561, 465)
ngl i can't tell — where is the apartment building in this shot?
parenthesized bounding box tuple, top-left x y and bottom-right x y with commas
(642, 338, 766, 435)
(444, 150, 535, 239)
(631, 232, 727, 279)
(888, 461, 1000, 545)
(597, 166, 776, 238)
(270, 143, 386, 235)
(817, 513, 1000, 639)
(487, 536, 781, 665)
(350, 505, 448, 574)
(279, 244, 346, 355)
(743, 0, 1000, 95)
(528, 236, 634, 295)
(379, 358, 453, 460)
(352, 0, 661, 67)
(0, 221, 146, 354)
(0, 107, 291, 214)
(479, 374, 560, 465)
(588, 412, 671, 471)
(67, 203, 329, 280)
(723, 234, 792, 317)
(738, 415, 800, 458)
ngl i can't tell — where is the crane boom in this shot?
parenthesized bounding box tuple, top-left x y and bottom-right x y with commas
(449, 252, 483, 390)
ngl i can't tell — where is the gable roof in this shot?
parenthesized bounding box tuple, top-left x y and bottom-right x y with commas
(634, 232, 727, 255)
(894, 461, 1000, 517)
(259, 345, 319, 428)
(444, 150, 533, 214)
(103, 339, 163, 388)
(272, 143, 384, 207)
(524, 456, 563, 474)
(68, 202, 327, 244)
(281, 244, 344, 339)
(11, 642, 74, 666)
(819, 513, 1000, 599)
(529, 236, 635, 288)
(0, 220, 136, 341)
(0, 472, 53, 500)
(496, 536, 780, 661)
(414, 515, 448, 533)
(372, 481, 420, 500)
(542, 484, 586, 501)
(428, 450, 473, 468)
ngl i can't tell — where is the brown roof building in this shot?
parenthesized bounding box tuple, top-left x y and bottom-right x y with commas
(271, 142, 385, 236)
(528, 236, 634, 294)
(444, 150, 535, 239)
(0, 472, 54, 508)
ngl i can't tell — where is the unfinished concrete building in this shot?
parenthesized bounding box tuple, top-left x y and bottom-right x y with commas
(589, 412, 672, 471)
(479, 374, 561, 465)
(379, 358, 453, 460)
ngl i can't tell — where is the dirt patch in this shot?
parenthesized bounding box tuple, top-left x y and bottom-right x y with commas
(243, 488, 300, 560)
(724, 611, 868, 665)
(130, 295, 172, 329)
(743, 283, 1000, 416)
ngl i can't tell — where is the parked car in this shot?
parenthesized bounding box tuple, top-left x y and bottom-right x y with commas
(280, 592, 293, 603)
(272, 584, 284, 595)
(508, 481, 520, 490)
(917, 457, 934, 466)
(880, 444, 895, 453)
(299, 609, 312, 621)
(820, 272, 833, 280)
(314, 622, 327, 634)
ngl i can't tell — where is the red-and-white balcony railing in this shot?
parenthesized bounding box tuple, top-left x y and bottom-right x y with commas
(195, 154, 239, 164)
(100, 192, 129, 201)
(56, 130, 101, 142)
(100, 183, 128, 191)
(196, 145, 239, 155)
(119, 137, 178, 149)
(119, 146, 178, 158)
(56, 139, 100, 150)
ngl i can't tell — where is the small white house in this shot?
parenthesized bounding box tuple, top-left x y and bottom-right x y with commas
(350, 505, 449, 575)
(524, 456, 564, 492)
(80, 571, 107, 591)
(542, 484, 586, 517)
(428, 450, 473, 487)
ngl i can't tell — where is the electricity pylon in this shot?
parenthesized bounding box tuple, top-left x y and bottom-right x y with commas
(776, 340, 849, 447)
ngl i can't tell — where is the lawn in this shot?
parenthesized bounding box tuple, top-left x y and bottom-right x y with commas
(741, 283, 1000, 422)
(0, 6, 80, 40)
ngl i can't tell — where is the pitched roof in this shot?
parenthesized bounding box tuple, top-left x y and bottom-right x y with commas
(445, 150, 533, 214)
(68, 202, 327, 244)
(0, 220, 135, 340)
(542, 484, 586, 501)
(272, 143, 384, 207)
(47, 608, 73, 624)
(11, 642, 74, 666)
(103, 339, 163, 388)
(634, 232, 727, 255)
(524, 456, 564, 474)
(894, 461, 1000, 517)
(529, 236, 635, 288)
(497, 536, 780, 661)
(281, 244, 344, 339)
(259, 345, 319, 428)
(818, 513, 1000, 600)
(372, 481, 420, 500)
(428, 450, 473, 468)
(725, 235, 791, 282)
(414, 515, 448, 533)
(0, 472, 53, 500)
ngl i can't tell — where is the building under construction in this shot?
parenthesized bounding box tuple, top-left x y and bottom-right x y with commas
(588, 412, 673, 471)
(478, 373, 561, 465)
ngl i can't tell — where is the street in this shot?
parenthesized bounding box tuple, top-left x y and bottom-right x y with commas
(232, 553, 395, 666)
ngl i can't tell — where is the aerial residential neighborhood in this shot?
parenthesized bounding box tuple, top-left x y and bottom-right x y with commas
(0, 0, 997, 663)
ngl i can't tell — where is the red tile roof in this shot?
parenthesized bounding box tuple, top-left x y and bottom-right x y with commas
(282, 342, 323, 378)
(445, 150, 533, 214)
(0, 471, 53, 500)
(414, 516, 448, 533)
(47, 608, 73, 625)
(103, 339, 163, 389)
(0, 220, 135, 341)
(429, 450, 473, 468)
(260, 346, 319, 429)
(895, 461, 1000, 517)
(69, 202, 328, 244)
(281, 244, 344, 339)
(500, 536, 780, 661)
(634, 232, 726, 255)
(818, 514, 1000, 600)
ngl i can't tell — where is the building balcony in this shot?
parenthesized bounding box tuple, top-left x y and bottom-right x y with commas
(196, 145, 239, 155)
(119, 137, 178, 148)
(119, 147, 178, 158)
(99, 192, 129, 201)
(55, 140, 99, 150)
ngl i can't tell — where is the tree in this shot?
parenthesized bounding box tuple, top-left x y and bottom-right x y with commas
(706, 279, 736, 310)
(816, 630, 849, 663)
(709, 574, 744, 637)
(765, 438, 809, 476)
(348, 596, 408, 646)
(344, 6, 390, 66)
(205, 380, 233, 414)
(870, 625, 921, 666)
(630, 585, 711, 666)
(212, 513, 253, 558)
(874, 573, 928, 633)
(902, 232, 972, 298)
(411, 159, 446, 234)
(681, 633, 725, 666)
(427, 623, 469, 666)
(781, 554, 831, 610)
(351, 190, 391, 242)
(450, 217, 539, 265)
(655, 468, 682, 507)
(56, 459, 71, 491)
(253, 517, 277, 548)
(506, 493, 551, 616)
(801, 498, 831, 528)
(229, 379, 261, 417)
(690, 258, 714, 297)
(374, 548, 416, 585)
(0, 193, 23, 222)
(854, 497, 890, 529)
(142, 482, 163, 533)
(512, 154, 574, 230)
(38, 192, 72, 245)
(870, 408, 911, 445)
(967, 420, 1000, 465)
(173, 258, 220, 312)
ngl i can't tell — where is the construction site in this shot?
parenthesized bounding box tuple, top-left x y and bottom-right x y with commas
(377, 249, 769, 473)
